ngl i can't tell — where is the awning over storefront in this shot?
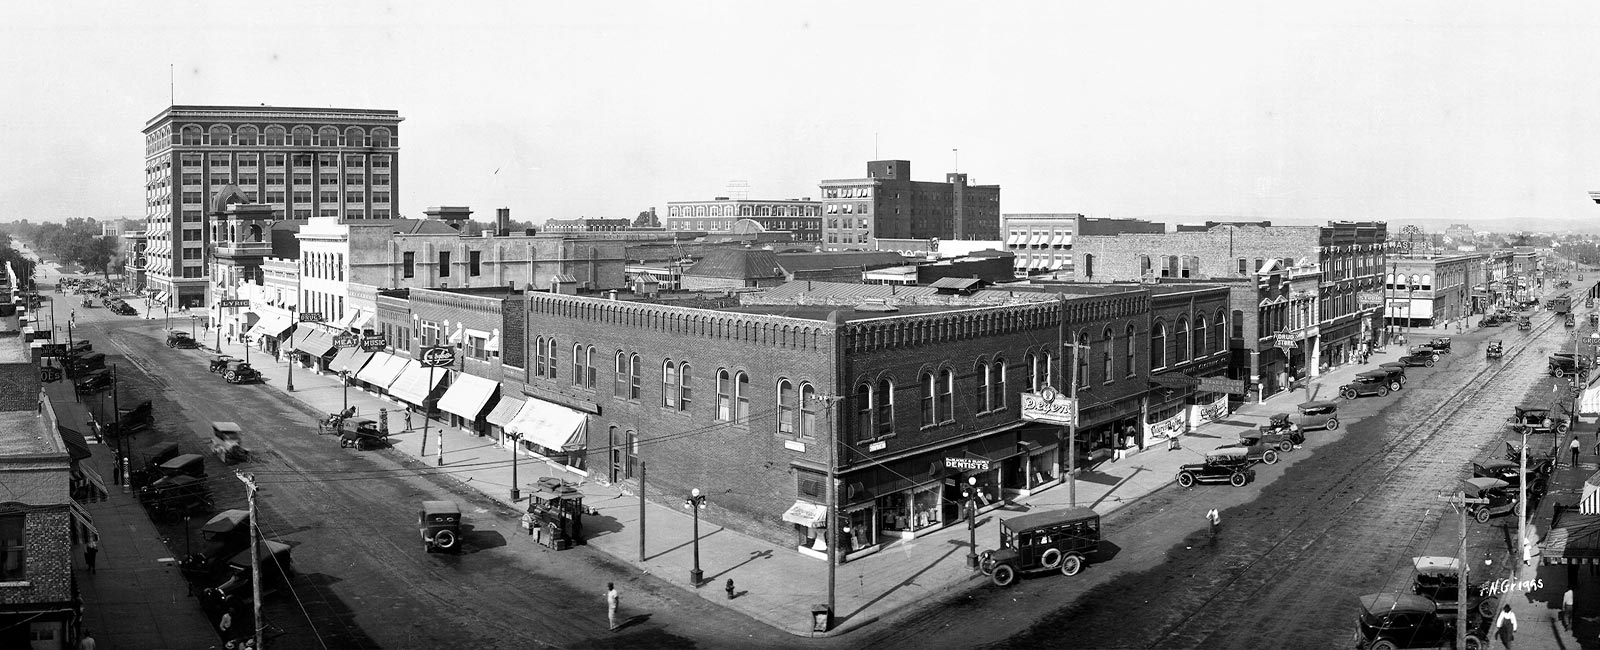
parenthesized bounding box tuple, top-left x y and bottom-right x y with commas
(782, 500, 828, 527)
(388, 360, 447, 405)
(56, 418, 92, 462)
(505, 398, 587, 451)
(350, 310, 374, 332)
(486, 396, 526, 428)
(70, 499, 97, 537)
(332, 310, 359, 330)
(438, 374, 500, 421)
(72, 465, 108, 500)
(294, 328, 337, 358)
(54, 404, 95, 444)
(1540, 508, 1600, 565)
(154, 291, 170, 303)
(331, 347, 376, 375)
(246, 315, 294, 340)
(355, 351, 407, 388)
(1582, 471, 1600, 514)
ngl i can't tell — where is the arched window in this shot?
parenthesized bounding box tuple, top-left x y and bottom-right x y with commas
(318, 126, 339, 146)
(264, 126, 285, 147)
(920, 372, 936, 426)
(1193, 315, 1207, 359)
(209, 125, 231, 146)
(544, 339, 557, 379)
(628, 354, 642, 399)
(856, 384, 873, 439)
(875, 379, 894, 435)
(237, 125, 258, 146)
(1152, 322, 1167, 369)
(989, 359, 1007, 411)
(1215, 309, 1228, 353)
(938, 369, 954, 422)
(779, 379, 797, 435)
(1077, 332, 1090, 387)
(1101, 327, 1114, 381)
(371, 128, 391, 148)
(799, 384, 818, 439)
(735, 371, 751, 423)
(344, 126, 366, 147)
(677, 363, 692, 411)
(1026, 352, 1041, 391)
(663, 360, 679, 408)
(717, 369, 733, 421)
(1176, 318, 1190, 363)
(181, 125, 203, 146)
(614, 352, 628, 398)
(291, 126, 313, 146)
(1124, 324, 1136, 377)
(572, 344, 584, 385)
(585, 346, 597, 387)
(534, 337, 545, 376)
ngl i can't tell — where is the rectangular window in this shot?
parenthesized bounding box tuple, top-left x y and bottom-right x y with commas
(0, 514, 24, 581)
(626, 432, 638, 479)
(402, 252, 415, 278)
(320, 176, 339, 186)
(439, 252, 450, 277)
(319, 155, 338, 168)
(420, 321, 440, 348)
(372, 156, 391, 169)
(292, 191, 312, 204)
(209, 155, 229, 168)
(265, 191, 285, 204)
(238, 174, 257, 186)
(292, 174, 311, 187)
(469, 251, 481, 276)
(319, 191, 339, 204)
(373, 192, 391, 204)
(181, 154, 202, 168)
(265, 153, 285, 167)
(292, 154, 312, 168)
(372, 176, 391, 187)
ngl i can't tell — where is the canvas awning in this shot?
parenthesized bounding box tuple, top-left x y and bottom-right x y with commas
(486, 396, 526, 428)
(70, 500, 97, 537)
(1582, 471, 1600, 515)
(54, 403, 95, 443)
(294, 328, 337, 357)
(73, 465, 107, 500)
(437, 374, 500, 421)
(331, 347, 375, 375)
(505, 398, 587, 451)
(155, 291, 170, 303)
(388, 360, 447, 405)
(355, 351, 407, 388)
(350, 310, 374, 332)
(332, 309, 359, 330)
(246, 315, 293, 340)
(485, 331, 501, 354)
(1006, 233, 1023, 246)
(782, 500, 828, 527)
(1540, 509, 1600, 565)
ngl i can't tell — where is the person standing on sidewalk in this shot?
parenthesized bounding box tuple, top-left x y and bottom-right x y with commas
(1562, 587, 1574, 630)
(1573, 437, 1583, 468)
(605, 582, 620, 631)
(1206, 509, 1220, 538)
(1493, 603, 1517, 649)
(84, 538, 97, 574)
(403, 410, 413, 432)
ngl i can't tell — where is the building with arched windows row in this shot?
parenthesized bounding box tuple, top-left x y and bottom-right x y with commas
(664, 198, 823, 242)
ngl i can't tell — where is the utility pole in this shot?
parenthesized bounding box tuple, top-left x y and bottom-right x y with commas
(638, 460, 646, 562)
(420, 365, 434, 460)
(1066, 340, 1086, 508)
(112, 364, 124, 490)
(1437, 491, 1488, 650)
(818, 392, 845, 631)
(236, 472, 264, 650)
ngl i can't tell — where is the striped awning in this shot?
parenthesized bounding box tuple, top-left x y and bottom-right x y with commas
(485, 396, 526, 428)
(1582, 471, 1600, 514)
(1540, 510, 1600, 565)
(70, 499, 97, 537)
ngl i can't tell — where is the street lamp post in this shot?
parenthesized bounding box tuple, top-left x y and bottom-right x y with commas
(684, 488, 706, 585)
(340, 369, 350, 415)
(963, 476, 986, 569)
(286, 342, 296, 392)
(508, 432, 522, 502)
(239, 334, 252, 365)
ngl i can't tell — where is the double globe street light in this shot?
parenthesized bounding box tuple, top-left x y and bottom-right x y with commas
(684, 488, 707, 585)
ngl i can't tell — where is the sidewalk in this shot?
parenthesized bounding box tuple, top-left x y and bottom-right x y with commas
(193, 322, 1461, 637)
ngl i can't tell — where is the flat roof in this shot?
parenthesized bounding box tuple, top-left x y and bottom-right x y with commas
(722, 304, 969, 322)
(0, 333, 30, 363)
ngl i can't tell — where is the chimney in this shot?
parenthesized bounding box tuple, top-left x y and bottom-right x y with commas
(552, 277, 577, 295)
(497, 208, 511, 237)
(607, 290, 619, 300)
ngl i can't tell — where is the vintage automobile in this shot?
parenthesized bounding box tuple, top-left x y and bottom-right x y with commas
(1355, 592, 1487, 650)
(525, 477, 586, 550)
(182, 509, 252, 577)
(338, 417, 388, 450)
(73, 369, 112, 395)
(140, 474, 213, 520)
(114, 400, 154, 436)
(211, 421, 249, 464)
(208, 354, 236, 373)
(1340, 373, 1393, 400)
(1507, 404, 1570, 435)
(67, 351, 105, 375)
(1480, 314, 1503, 327)
(1516, 316, 1532, 331)
(223, 360, 262, 384)
(1252, 417, 1304, 452)
(1549, 353, 1591, 379)
(1567, 314, 1577, 328)
(109, 299, 138, 316)
(1395, 351, 1436, 368)
(1461, 477, 1519, 523)
(420, 500, 463, 553)
(1485, 340, 1504, 360)
(1424, 336, 1452, 353)
(1175, 447, 1256, 488)
(1410, 556, 1501, 621)
(203, 540, 294, 610)
(977, 506, 1101, 587)
(1406, 345, 1442, 362)
(67, 339, 92, 356)
(165, 330, 200, 349)
(1218, 434, 1282, 464)
(130, 441, 181, 489)
(1472, 459, 1548, 497)
(1286, 401, 1340, 433)
(1374, 364, 1409, 390)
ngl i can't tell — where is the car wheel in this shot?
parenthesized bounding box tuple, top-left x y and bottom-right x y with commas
(978, 552, 995, 576)
(1558, 422, 1571, 434)
(1040, 548, 1063, 569)
(1390, 381, 1403, 392)
(1059, 555, 1083, 576)
(991, 564, 1016, 587)
(1326, 418, 1339, 430)
(1177, 471, 1195, 488)
(1475, 507, 1492, 524)
(1477, 596, 1499, 620)
(1278, 440, 1293, 453)
(435, 529, 457, 550)
(1463, 634, 1487, 650)
(1262, 449, 1279, 465)
(1370, 639, 1400, 650)
(1340, 389, 1355, 400)
(1378, 386, 1390, 397)
(1556, 369, 1566, 378)
(1230, 472, 1248, 487)
(1424, 359, 1434, 367)
(225, 372, 237, 382)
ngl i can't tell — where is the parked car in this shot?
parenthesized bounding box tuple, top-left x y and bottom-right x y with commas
(1374, 364, 1409, 390)
(978, 507, 1101, 587)
(182, 509, 252, 577)
(1287, 400, 1340, 432)
(420, 500, 463, 553)
(130, 441, 181, 489)
(1396, 351, 1437, 368)
(67, 339, 92, 356)
(1567, 315, 1577, 328)
(73, 369, 112, 394)
(1549, 353, 1590, 379)
(1355, 592, 1486, 650)
(222, 360, 262, 384)
(1218, 434, 1282, 464)
(1472, 459, 1548, 497)
(140, 474, 213, 520)
(1461, 477, 1519, 523)
(66, 352, 105, 375)
(165, 330, 199, 349)
(1425, 336, 1452, 353)
(1407, 345, 1441, 362)
(1480, 314, 1503, 327)
(1410, 556, 1501, 621)
(1507, 405, 1570, 435)
(1175, 447, 1256, 488)
(1516, 316, 1531, 331)
(203, 540, 294, 610)
(338, 417, 388, 450)
(1340, 373, 1393, 400)
(208, 355, 237, 373)
(1485, 340, 1504, 360)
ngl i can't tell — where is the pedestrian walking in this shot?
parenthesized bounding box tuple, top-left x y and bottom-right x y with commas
(1575, 438, 1584, 467)
(1493, 603, 1516, 648)
(605, 582, 620, 631)
(84, 538, 97, 574)
(77, 631, 95, 650)
(1206, 509, 1220, 538)
(403, 410, 413, 432)
(1563, 588, 1574, 630)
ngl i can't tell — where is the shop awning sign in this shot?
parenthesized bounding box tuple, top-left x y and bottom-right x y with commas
(1020, 388, 1076, 426)
(944, 457, 992, 472)
(332, 333, 360, 349)
(359, 334, 388, 352)
(1196, 376, 1248, 395)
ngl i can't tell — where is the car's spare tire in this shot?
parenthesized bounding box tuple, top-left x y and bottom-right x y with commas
(434, 529, 457, 550)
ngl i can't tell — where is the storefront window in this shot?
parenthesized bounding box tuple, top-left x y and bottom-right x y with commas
(844, 506, 876, 553)
(876, 484, 944, 534)
(1028, 448, 1056, 487)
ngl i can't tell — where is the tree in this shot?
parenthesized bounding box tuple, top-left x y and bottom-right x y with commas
(632, 209, 659, 228)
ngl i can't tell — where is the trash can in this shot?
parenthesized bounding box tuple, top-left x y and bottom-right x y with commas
(811, 604, 832, 633)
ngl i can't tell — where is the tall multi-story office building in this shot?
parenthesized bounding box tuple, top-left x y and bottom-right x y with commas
(141, 105, 402, 307)
(818, 160, 1000, 251)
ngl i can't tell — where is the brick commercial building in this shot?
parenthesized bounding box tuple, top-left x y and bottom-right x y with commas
(819, 160, 1000, 250)
(1386, 253, 1486, 329)
(665, 198, 823, 242)
(1072, 222, 1388, 397)
(1001, 214, 1164, 277)
(514, 280, 1193, 562)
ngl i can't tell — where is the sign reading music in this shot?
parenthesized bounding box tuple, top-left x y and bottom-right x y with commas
(359, 335, 388, 353)
(1020, 388, 1077, 426)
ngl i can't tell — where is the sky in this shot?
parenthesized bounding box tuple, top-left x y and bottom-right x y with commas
(4, 1, 1600, 230)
